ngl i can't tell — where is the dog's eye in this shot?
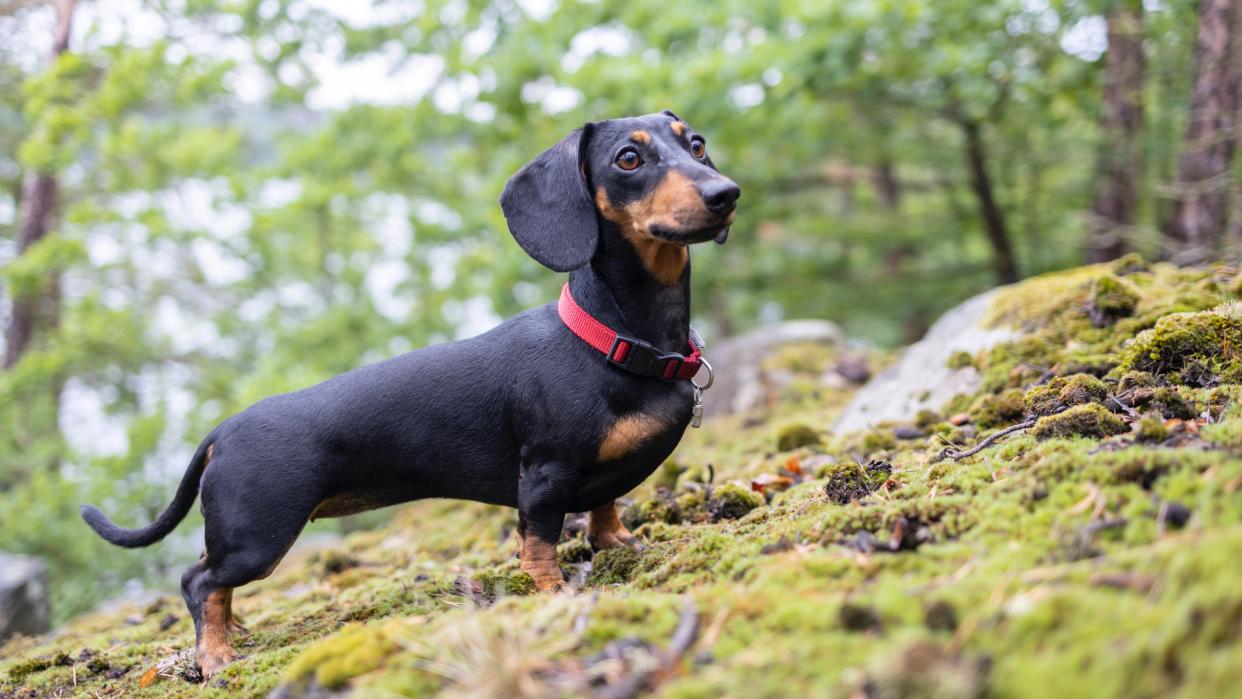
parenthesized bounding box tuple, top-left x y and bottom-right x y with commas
(690, 138, 706, 159)
(615, 149, 642, 171)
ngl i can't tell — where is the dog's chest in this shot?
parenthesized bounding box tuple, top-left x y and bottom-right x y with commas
(594, 386, 693, 464)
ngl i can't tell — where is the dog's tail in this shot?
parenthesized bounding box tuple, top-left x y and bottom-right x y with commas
(80, 433, 216, 548)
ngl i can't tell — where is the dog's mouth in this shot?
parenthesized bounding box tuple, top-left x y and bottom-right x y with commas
(649, 213, 735, 246)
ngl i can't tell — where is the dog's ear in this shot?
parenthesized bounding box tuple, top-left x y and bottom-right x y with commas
(500, 125, 598, 272)
(661, 109, 681, 121)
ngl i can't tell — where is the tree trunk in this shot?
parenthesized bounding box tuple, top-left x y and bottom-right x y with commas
(871, 159, 902, 210)
(1088, 0, 1145, 263)
(961, 120, 1019, 284)
(3, 0, 77, 370)
(3, 175, 60, 369)
(1163, 0, 1239, 257)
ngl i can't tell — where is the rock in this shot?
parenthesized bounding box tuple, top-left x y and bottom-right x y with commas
(833, 289, 1020, 434)
(0, 552, 50, 643)
(703, 320, 844, 417)
(893, 425, 926, 440)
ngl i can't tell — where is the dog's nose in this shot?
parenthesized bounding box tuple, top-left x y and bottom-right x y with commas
(699, 179, 740, 215)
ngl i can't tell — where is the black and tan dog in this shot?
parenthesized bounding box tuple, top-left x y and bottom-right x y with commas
(81, 110, 739, 676)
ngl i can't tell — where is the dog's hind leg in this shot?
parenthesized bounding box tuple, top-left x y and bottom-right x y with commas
(180, 558, 240, 679)
(182, 489, 318, 677)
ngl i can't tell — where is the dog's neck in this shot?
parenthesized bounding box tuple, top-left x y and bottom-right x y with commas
(567, 226, 690, 352)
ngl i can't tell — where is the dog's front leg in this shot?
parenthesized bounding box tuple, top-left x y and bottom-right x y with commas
(517, 460, 573, 593)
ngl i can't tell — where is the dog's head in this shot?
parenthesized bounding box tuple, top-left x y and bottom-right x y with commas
(500, 110, 740, 277)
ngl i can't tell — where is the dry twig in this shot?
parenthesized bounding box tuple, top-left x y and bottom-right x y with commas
(941, 419, 1037, 461)
(597, 600, 700, 699)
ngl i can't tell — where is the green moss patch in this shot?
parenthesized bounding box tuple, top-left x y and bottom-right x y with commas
(1087, 274, 1140, 325)
(1032, 403, 1129, 440)
(5, 262, 1242, 699)
(1121, 303, 1242, 385)
(972, 388, 1026, 429)
(776, 423, 822, 451)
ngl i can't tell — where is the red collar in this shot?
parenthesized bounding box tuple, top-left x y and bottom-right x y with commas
(557, 283, 704, 381)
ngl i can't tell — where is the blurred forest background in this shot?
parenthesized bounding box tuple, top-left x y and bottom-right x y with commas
(0, 0, 1238, 623)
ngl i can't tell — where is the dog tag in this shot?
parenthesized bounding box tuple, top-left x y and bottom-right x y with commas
(690, 386, 704, 428)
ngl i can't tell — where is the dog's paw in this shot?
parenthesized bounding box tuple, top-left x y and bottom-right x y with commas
(589, 528, 641, 552)
(197, 647, 240, 679)
(541, 580, 577, 596)
(532, 574, 571, 594)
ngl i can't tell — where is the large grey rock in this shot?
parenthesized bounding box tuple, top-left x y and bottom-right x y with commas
(833, 288, 1020, 434)
(0, 552, 50, 642)
(704, 320, 844, 417)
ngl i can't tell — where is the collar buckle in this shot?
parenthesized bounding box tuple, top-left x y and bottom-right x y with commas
(608, 334, 685, 382)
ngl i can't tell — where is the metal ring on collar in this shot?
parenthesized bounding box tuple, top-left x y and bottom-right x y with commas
(691, 357, 714, 391)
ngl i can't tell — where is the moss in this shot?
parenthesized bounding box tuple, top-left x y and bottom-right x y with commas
(1024, 383, 1062, 417)
(1089, 274, 1140, 323)
(621, 493, 680, 530)
(924, 601, 959, 633)
(862, 429, 897, 453)
(971, 388, 1026, 429)
(1135, 413, 1169, 443)
(822, 462, 880, 504)
(586, 547, 642, 586)
(558, 537, 593, 565)
(707, 483, 764, 521)
(1025, 374, 1109, 417)
(980, 336, 1059, 392)
(947, 351, 975, 370)
(474, 571, 536, 597)
(674, 489, 709, 522)
(864, 640, 989, 699)
(776, 423, 821, 451)
(1110, 252, 1149, 276)
(650, 459, 687, 491)
(675, 465, 713, 488)
(1149, 387, 1197, 420)
(6, 657, 52, 682)
(1032, 403, 1129, 441)
(8, 262, 1242, 699)
(1221, 361, 1242, 385)
(1105, 448, 1183, 487)
(837, 603, 882, 632)
(284, 622, 398, 690)
(1117, 371, 1155, 394)
(915, 409, 942, 429)
(1058, 373, 1109, 406)
(943, 392, 975, 417)
(1121, 304, 1242, 381)
(1203, 414, 1242, 449)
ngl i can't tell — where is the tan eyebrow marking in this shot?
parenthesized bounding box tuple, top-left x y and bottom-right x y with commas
(670, 121, 686, 136)
(631, 129, 651, 144)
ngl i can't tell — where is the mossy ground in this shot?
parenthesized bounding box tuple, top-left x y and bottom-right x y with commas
(4, 260, 1242, 698)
